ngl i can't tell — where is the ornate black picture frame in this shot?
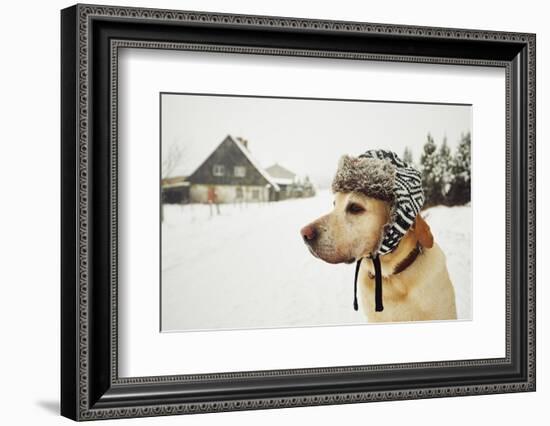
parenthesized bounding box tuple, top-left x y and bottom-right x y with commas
(61, 4, 536, 421)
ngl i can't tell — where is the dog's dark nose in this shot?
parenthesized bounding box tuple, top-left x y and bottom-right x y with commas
(300, 225, 317, 242)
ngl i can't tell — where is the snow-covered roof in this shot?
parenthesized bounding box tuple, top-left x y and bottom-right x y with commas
(161, 176, 189, 189)
(230, 136, 280, 192)
(270, 177, 294, 186)
(265, 163, 296, 180)
(162, 181, 190, 189)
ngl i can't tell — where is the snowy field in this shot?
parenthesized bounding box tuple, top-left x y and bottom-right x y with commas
(161, 190, 471, 331)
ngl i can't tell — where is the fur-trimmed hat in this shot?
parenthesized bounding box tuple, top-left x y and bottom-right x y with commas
(332, 149, 424, 256)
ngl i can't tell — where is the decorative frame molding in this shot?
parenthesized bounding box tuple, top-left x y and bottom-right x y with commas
(61, 4, 535, 421)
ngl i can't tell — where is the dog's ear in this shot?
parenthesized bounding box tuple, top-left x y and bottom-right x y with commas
(414, 214, 434, 249)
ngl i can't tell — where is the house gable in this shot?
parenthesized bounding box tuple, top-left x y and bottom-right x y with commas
(187, 136, 278, 189)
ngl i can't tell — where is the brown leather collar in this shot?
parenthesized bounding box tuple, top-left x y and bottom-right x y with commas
(393, 243, 422, 275)
(367, 243, 422, 278)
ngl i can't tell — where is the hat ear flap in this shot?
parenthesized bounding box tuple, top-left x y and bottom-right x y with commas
(414, 214, 434, 249)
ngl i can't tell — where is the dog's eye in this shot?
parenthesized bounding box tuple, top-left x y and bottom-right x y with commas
(347, 203, 365, 214)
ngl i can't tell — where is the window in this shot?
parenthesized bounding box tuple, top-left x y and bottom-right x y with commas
(212, 164, 225, 176)
(234, 166, 246, 177)
(252, 189, 260, 200)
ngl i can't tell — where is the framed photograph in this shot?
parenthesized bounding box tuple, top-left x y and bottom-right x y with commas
(61, 4, 536, 421)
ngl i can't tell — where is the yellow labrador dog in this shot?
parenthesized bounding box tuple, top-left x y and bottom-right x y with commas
(301, 151, 457, 323)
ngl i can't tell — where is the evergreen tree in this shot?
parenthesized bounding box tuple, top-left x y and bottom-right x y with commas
(448, 132, 471, 205)
(436, 137, 453, 204)
(402, 146, 413, 164)
(420, 133, 443, 206)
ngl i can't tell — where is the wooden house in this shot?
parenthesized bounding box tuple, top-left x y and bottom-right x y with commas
(161, 176, 190, 204)
(265, 163, 316, 200)
(265, 163, 296, 201)
(186, 135, 280, 203)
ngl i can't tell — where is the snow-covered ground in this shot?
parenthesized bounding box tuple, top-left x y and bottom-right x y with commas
(161, 190, 471, 331)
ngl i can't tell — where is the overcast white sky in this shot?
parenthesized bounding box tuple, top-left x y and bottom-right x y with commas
(162, 93, 471, 188)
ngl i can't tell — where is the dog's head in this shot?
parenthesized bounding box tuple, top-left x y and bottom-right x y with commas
(300, 191, 391, 264)
(301, 152, 428, 264)
(300, 192, 434, 264)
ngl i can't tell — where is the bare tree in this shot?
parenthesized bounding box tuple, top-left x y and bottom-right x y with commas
(161, 143, 184, 222)
(162, 143, 183, 179)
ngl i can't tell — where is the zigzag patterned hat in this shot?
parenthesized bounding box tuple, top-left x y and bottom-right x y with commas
(331, 149, 425, 256)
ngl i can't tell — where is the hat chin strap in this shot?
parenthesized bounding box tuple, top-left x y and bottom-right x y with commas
(372, 255, 384, 312)
(353, 254, 384, 313)
(353, 259, 362, 311)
